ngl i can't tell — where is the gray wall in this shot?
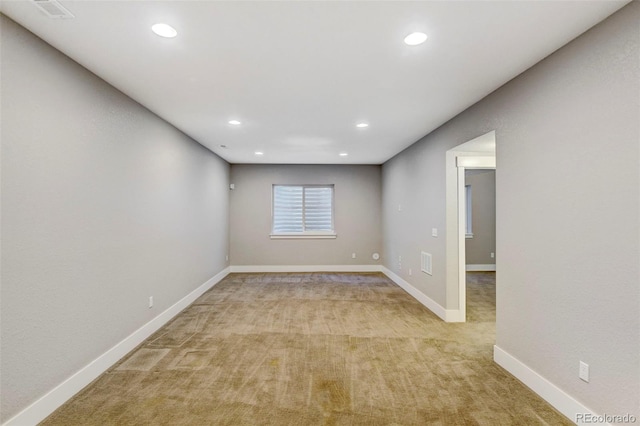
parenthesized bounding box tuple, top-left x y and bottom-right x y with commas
(230, 165, 382, 266)
(0, 16, 230, 421)
(382, 2, 638, 417)
(465, 170, 496, 265)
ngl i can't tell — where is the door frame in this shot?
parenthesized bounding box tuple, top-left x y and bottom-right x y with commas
(445, 131, 496, 322)
(456, 157, 496, 321)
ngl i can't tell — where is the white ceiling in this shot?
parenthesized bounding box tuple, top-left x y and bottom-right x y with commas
(0, 0, 629, 164)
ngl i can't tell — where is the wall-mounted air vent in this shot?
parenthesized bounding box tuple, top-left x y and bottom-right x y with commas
(421, 251, 432, 276)
(32, 0, 75, 19)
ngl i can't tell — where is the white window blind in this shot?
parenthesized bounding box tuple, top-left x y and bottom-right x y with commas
(272, 185, 334, 237)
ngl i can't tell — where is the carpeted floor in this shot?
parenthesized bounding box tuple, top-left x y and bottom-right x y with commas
(41, 272, 571, 425)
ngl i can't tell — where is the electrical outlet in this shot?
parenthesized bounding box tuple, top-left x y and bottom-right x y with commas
(148, 296, 154, 309)
(432, 228, 438, 237)
(398, 204, 402, 212)
(352, 253, 356, 259)
(490, 252, 495, 258)
(225, 254, 229, 262)
(579, 361, 589, 382)
(409, 268, 412, 276)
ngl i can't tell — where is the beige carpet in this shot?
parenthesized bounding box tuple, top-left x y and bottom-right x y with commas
(41, 272, 570, 425)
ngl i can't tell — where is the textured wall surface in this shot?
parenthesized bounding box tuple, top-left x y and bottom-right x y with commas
(382, 2, 639, 417)
(230, 165, 382, 266)
(1, 16, 230, 421)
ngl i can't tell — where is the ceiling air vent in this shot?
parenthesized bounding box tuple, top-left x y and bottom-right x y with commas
(31, 0, 74, 19)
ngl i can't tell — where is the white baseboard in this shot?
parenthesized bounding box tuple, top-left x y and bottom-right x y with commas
(381, 267, 463, 322)
(443, 309, 465, 322)
(229, 264, 382, 273)
(466, 264, 496, 271)
(3, 267, 230, 426)
(493, 345, 602, 425)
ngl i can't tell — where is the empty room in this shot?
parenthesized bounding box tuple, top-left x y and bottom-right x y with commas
(1, 1, 638, 425)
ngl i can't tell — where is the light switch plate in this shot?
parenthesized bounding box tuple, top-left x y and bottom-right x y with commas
(579, 361, 589, 382)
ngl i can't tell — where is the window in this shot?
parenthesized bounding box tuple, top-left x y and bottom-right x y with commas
(465, 184, 473, 238)
(271, 185, 335, 239)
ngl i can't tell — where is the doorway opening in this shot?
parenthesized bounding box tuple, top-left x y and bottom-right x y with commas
(463, 169, 496, 324)
(445, 131, 496, 322)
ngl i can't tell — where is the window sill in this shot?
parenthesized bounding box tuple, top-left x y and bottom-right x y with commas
(465, 233, 474, 239)
(270, 233, 337, 240)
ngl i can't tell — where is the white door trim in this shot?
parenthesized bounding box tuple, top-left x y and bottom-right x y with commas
(456, 156, 495, 322)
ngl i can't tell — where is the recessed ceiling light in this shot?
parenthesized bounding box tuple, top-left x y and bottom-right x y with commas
(339, 152, 349, 157)
(356, 123, 369, 128)
(254, 151, 264, 156)
(228, 120, 241, 125)
(404, 32, 427, 46)
(151, 23, 177, 38)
